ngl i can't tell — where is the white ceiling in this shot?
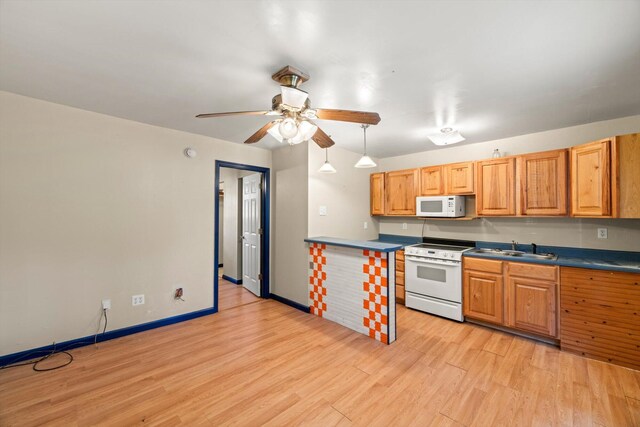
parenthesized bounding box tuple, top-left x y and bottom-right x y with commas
(1, 0, 639, 158)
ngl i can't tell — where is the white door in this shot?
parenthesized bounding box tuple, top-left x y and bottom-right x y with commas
(241, 173, 261, 296)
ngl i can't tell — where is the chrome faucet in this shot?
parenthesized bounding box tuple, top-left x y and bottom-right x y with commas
(511, 240, 518, 251)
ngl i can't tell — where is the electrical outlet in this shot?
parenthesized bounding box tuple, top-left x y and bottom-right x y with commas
(363, 221, 368, 230)
(101, 299, 111, 310)
(402, 223, 408, 230)
(597, 228, 608, 239)
(319, 205, 327, 216)
(132, 294, 145, 306)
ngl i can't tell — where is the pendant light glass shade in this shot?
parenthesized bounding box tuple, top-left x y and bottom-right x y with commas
(318, 148, 337, 173)
(354, 155, 376, 168)
(354, 124, 377, 168)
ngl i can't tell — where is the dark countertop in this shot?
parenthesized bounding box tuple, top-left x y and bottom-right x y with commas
(305, 236, 403, 253)
(372, 234, 422, 248)
(465, 242, 640, 274)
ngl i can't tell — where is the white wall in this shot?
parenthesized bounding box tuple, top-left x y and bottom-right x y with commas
(308, 143, 379, 241)
(377, 115, 640, 251)
(0, 91, 271, 355)
(272, 144, 309, 304)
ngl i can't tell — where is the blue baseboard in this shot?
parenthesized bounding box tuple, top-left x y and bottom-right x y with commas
(269, 293, 310, 313)
(0, 307, 217, 367)
(222, 274, 242, 285)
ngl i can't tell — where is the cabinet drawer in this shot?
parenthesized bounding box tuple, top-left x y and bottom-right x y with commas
(396, 271, 405, 286)
(507, 262, 557, 282)
(396, 260, 405, 272)
(464, 257, 503, 274)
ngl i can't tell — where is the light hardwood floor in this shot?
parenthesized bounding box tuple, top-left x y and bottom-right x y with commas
(218, 277, 260, 311)
(1, 297, 639, 426)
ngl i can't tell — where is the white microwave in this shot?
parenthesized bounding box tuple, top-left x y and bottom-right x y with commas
(416, 195, 466, 217)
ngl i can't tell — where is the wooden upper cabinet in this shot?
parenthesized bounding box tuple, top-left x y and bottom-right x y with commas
(385, 169, 420, 215)
(419, 166, 444, 196)
(476, 158, 516, 216)
(570, 139, 611, 217)
(370, 173, 385, 216)
(615, 133, 640, 218)
(518, 149, 568, 216)
(444, 162, 475, 194)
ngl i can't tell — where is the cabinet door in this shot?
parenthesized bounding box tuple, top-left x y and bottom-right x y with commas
(463, 270, 503, 324)
(385, 169, 419, 215)
(370, 173, 385, 215)
(518, 149, 568, 216)
(570, 139, 611, 216)
(444, 162, 474, 194)
(476, 158, 516, 216)
(420, 166, 444, 196)
(507, 277, 557, 337)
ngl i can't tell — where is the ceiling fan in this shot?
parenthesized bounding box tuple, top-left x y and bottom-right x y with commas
(196, 65, 381, 148)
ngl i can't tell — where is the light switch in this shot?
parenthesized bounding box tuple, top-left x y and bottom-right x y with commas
(402, 223, 408, 230)
(319, 205, 327, 216)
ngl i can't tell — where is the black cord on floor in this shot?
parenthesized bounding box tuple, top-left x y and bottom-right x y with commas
(1, 308, 109, 372)
(0, 344, 73, 372)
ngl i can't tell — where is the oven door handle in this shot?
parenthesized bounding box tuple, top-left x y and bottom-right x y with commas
(405, 256, 459, 266)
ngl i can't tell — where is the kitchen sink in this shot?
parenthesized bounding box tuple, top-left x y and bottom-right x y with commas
(470, 248, 557, 260)
(508, 253, 557, 260)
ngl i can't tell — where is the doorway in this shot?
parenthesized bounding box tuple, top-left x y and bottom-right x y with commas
(214, 161, 270, 311)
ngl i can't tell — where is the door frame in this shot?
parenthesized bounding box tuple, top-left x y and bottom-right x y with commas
(214, 160, 270, 309)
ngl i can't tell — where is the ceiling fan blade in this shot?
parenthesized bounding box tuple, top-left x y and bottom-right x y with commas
(312, 127, 335, 148)
(196, 111, 270, 119)
(245, 121, 277, 144)
(314, 109, 381, 125)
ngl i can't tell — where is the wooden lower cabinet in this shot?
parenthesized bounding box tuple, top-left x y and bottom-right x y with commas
(463, 269, 504, 324)
(560, 267, 640, 370)
(507, 276, 557, 337)
(463, 258, 559, 339)
(396, 250, 405, 304)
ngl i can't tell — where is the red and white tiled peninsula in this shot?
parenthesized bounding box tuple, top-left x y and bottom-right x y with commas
(304, 236, 403, 344)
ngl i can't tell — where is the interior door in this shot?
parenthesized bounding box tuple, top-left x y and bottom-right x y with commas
(242, 173, 261, 296)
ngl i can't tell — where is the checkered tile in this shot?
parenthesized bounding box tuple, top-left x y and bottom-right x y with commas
(362, 250, 388, 344)
(309, 243, 327, 317)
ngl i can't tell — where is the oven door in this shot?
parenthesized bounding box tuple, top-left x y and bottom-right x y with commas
(404, 256, 462, 303)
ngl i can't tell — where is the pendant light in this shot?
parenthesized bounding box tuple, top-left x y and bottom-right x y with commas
(354, 124, 376, 168)
(318, 148, 337, 174)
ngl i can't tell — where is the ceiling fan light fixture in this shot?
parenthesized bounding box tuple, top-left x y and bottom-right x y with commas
(354, 124, 377, 168)
(278, 117, 298, 139)
(298, 120, 318, 141)
(281, 86, 309, 109)
(428, 128, 465, 146)
(318, 148, 337, 174)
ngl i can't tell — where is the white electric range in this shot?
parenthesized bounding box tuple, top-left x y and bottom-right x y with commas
(404, 241, 473, 322)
